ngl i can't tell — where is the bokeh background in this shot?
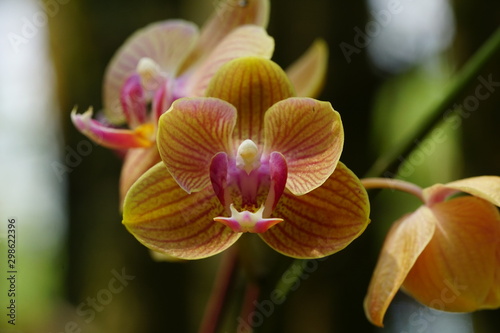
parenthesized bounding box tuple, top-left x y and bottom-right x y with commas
(0, 0, 499, 332)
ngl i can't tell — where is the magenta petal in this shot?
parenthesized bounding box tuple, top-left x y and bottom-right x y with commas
(71, 108, 154, 149)
(210, 152, 230, 209)
(263, 152, 288, 216)
(152, 79, 175, 122)
(120, 74, 147, 127)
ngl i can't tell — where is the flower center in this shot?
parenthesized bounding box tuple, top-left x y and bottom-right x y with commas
(210, 146, 288, 234)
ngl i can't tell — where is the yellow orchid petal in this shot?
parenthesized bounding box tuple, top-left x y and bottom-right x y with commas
(403, 196, 500, 312)
(364, 206, 436, 327)
(103, 20, 199, 124)
(206, 57, 295, 146)
(286, 39, 328, 98)
(122, 162, 241, 260)
(184, 25, 274, 97)
(264, 97, 343, 195)
(181, 0, 269, 70)
(424, 176, 500, 206)
(119, 146, 162, 208)
(258, 162, 370, 259)
(157, 97, 236, 193)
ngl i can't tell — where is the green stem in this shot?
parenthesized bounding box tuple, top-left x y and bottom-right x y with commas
(365, 26, 500, 178)
(273, 259, 312, 301)
(271, 25, 500, 307)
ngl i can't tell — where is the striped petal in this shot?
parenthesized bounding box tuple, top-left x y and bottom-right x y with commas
(157, 98, 236, 193)
(206, 57, 295, 146)
(259, 162, 370, 259)
(264, 97, 343, 195)
(286, 39, 329, 98)
(403, 196, 500, 312)
(119, 146, 162, 208)
(182, 25, 274, 98)
(122, 162, 241, 260)
(71, 108, 154, 149)
(180, 0, 269, 70)
(424, 176, 500, 206)
(364, 206, 436, 327)
(103, 20, 199, 124)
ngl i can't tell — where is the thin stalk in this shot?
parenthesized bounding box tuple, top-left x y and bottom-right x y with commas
(198, 248, 239, 333)
(365, 26, 500, 178)
(238, 282, 261, 333)
(360, 177, 424, 202)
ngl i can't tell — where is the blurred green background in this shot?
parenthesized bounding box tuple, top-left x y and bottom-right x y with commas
(0, 0, 499, 332)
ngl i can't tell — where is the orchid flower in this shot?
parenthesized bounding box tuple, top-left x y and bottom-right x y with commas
(363, 176, 500, 327)
(122, 56, 370, 260)
(70, 0, 329, 204)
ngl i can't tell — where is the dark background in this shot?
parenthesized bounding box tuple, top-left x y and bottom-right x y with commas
(42, 0, 500, 332)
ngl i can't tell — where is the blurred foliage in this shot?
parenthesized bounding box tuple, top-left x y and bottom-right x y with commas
(44, 0, 500, 332)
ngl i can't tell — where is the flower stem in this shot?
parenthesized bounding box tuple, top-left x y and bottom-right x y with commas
(239, 282, 261, 333)
(198, 247, 239, 333)
(360, 177, 424, 202)
(364, 26, 500, 178)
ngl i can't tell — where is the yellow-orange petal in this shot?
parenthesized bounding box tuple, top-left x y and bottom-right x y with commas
(206, 57, 295, 147)
(263, 97, 343, 195)
(119, 146, 162, 209)
(183, 25, 274, 97)
(424, 176, 500, 206)
(258, 162, 370, 259)
(403, 196, 500, 312)
(180, 0, 269, 71)
(103, 20, 199, 124)
(364, 206, 437, 327)
(122, 162, 241, 260)
(286, 39, 329, 98)
(157, 97, 236, 193)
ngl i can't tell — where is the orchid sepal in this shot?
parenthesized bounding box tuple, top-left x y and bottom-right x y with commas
(180, 0, 270, 71)
(181, 25, 275, 98)
(423, 176, 500, 206)
(286, 38, 329, 98)
(259, 162, 370, 259)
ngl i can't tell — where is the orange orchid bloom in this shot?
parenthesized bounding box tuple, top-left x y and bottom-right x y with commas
(70, 0, 328, 204)
(364, 176, 500, 327)
(122, 57, 370, 259)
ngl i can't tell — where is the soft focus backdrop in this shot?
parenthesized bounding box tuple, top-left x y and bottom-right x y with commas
(0, 0, 499, 332)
